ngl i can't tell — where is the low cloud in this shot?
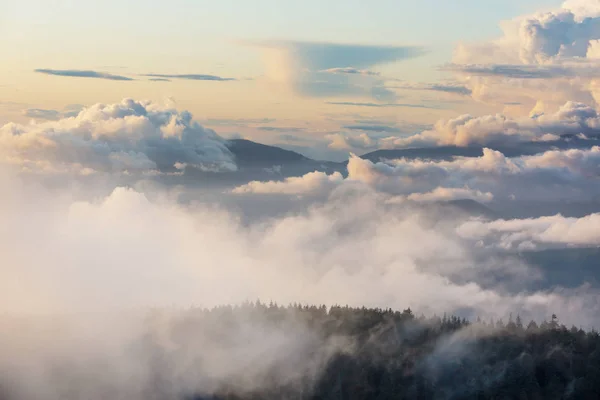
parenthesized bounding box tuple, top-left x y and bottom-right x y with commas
(458, 213, 600, 250)
(397, 187, 494, 204)
(390, 101, 600, 148)
(231, 146, 600, 205)
(232, 171, 344, 195)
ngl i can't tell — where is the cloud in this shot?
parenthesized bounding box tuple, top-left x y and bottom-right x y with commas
(443, 63, 600, 79)
(458, 213, 600, 250)
(257, 126, 305, 133)
(142, 73, 236, 81)
(203, 117, 277, 126)
(245, 40, 425, 100)
(0, 98, 237, 175)
(392, 81, 473, 96)
(232, 171, 344, 195)
(447, 2, 600, 108)
(563, 0, 600, 18)
(319, 67, 381, 76)
(5, 174, 600, 398)
(23, 108, 62, 120)
(2, 176, 597, 325)
(245, 40, 426, 70)
(390, 101, 600, 148)
(346, 146, 600, 202)
(23, 105, 84, 121)
(231, 145, 600, 207)
(342, 124, 402, 133)
(321, 101, 600, 154)
(35, 69, 134, 81)
(326, 101, 438, 108)
(326, 132, 381, 151)
(399, 187, 494, 204)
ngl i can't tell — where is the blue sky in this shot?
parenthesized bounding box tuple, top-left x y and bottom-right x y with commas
(2, 0, 562, 69)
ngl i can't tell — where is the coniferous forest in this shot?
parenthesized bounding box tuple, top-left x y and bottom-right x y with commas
(127, 302, 600, 400)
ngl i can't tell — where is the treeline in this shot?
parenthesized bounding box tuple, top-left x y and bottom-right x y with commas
(176, 302, 600, 400)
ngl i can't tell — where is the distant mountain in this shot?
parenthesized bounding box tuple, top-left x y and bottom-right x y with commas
(443, 199, 498, 218)
(226, 139, 310, 168)
(226, 136, 599, 169)
(359, 137, 599, 163)
(522, 247, 600, 290)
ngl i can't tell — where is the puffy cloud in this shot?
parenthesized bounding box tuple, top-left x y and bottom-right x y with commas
(347, 146, 600, 202)
(458, 213, 600, 250)
(0, 98, 237, 175)
(35, 69, 134, 81)
(326, 132, 381, 151)
(233, 145, 600, 206)
(232, 171, 344, 195)
(563, 0, 600, 18)
(448, 2, 600, 108)
(390, 101, 600, 148)
(245, 40, 425, 101)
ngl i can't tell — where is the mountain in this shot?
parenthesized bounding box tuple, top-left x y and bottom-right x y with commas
(359, 137, 599, 163)
(226, 139, 310, 168)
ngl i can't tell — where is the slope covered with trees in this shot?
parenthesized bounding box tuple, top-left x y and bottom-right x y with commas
(150, 303, 600, 400)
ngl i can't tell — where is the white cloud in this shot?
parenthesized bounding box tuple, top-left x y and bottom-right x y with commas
(449, 1, 600, 109)
(231, 145, 600, 206)
(232, 171, 344, 195)
(390, 101, 600, 147)
(402, 187, 494, 203)
(458, 213, 600, 250)
(1, 173, 597, 325)
(0, 98, 236, 175)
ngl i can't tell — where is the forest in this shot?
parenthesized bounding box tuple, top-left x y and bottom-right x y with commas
(140, 302, 600, 400)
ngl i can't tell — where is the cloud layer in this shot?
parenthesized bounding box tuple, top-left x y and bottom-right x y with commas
(233, 145, 600, 206)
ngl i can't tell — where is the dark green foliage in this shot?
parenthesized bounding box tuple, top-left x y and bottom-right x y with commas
(170, 303, 600, 400)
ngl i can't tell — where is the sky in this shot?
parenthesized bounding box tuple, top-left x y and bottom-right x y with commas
(0, 0, 566, 160)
